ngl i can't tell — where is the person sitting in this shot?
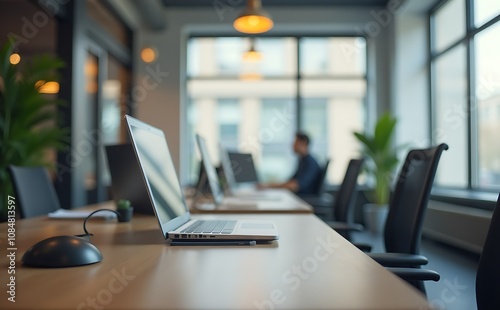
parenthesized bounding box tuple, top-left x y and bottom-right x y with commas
(259, 132, 321, 196)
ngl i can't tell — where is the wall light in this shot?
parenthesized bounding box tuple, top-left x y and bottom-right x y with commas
(10, 53, 21, 65)
(233, 0, 273, 34)
(35, 80, 60, 94)
(141, 47, 158, 63)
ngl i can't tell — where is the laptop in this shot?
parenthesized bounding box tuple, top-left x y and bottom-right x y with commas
(196, 134, 284, 208)
(219, 144, 281, 201)
(227, 151, 259, 183)
(105, 144, 154, 215)
(218, 143, 237, 195)
(125, 115, 279, 241)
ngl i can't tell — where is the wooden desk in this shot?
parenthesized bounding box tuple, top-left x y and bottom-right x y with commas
(0, 204, 430, 309)
(188, 189, 313, 214)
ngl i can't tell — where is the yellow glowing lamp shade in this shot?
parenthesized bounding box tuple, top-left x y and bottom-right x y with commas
(243, 49, 262, 62)
(234, 15, 273, 34)
(141, 47, 157, 63)
(10, 53, 21, 65)
(35, 80, 60, 94)
(233, 0, 273, 34)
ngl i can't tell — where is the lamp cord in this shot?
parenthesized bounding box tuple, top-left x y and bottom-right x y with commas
(75, 209, 121, 239)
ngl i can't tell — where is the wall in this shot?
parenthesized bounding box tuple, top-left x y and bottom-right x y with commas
(135, 6, 394, 184)
(424, 201, 491, 254)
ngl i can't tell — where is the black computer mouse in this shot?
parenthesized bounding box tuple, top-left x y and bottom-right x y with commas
(22, 235, 103, 268)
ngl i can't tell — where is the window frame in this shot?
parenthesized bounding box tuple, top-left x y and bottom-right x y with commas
(429, 0, 500, 210)
(184, 34, 370, 186)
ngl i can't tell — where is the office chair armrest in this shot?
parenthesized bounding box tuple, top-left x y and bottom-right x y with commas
(386, 267, 440, 282)
(324, 221, 364, 232)
(368, 252, 428, 267)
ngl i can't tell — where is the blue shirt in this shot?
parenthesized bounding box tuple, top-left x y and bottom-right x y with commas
(291, 154, 321, 196)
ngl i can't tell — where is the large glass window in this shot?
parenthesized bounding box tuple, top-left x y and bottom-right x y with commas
(299, 37, 366, 182)
(474, 0, 500, 28)
(186, 36, 367, 184)
(433, 0, 466, 53)
(475, 22, 500, 188)
(433, 45, 468, 187)
(430, 0, 500, 190)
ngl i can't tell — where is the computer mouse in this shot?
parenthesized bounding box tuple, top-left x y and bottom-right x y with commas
(22, 235, 103, 268)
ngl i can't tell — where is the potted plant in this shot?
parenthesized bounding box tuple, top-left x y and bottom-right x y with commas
(353, 113, 400, 234)
(116, 199, 133, 222)
(0, 41, 68, 222)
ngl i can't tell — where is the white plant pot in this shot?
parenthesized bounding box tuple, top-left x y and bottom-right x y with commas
(363, 203, 389, 234)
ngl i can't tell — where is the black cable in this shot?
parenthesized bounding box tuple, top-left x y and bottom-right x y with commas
(75, 209, 121, 239)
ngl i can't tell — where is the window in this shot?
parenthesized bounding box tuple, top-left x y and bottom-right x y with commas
(299, 37, 366, 183)
(475, 22, 500, 189)
(432, 0, 465, 53)
(430, 0, 500, 190)
(186, 36, 367, 185)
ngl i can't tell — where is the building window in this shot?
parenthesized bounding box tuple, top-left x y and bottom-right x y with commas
(430, 0, 500, 190)
(186, 36, 367, 185)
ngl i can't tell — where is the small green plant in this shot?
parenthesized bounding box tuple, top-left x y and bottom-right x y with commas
(0, 41, 68, 220)
(353, 113, 401, 206)
(117, 199, 131, 210)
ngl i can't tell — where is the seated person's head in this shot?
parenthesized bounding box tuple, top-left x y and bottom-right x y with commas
(293, 132, 310, 155)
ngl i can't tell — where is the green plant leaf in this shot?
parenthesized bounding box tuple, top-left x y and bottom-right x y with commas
(0, 40, 68, 219)
(374, 113, 397, 152)
(352, 112, 401, 205)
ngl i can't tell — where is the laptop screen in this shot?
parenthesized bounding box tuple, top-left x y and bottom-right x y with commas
(219, 144, 237, 193)
(227, 152, 259, 183)
(105, 144, 153, 214)
(195, 134, 224, 205)
(126, 115, 190, 235)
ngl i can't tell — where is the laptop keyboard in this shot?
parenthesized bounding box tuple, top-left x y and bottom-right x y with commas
(181, 220, 237, 234)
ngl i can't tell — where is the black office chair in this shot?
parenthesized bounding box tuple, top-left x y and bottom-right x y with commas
(311, 159, 330, 196)
(476, 194, 500, 309)
(322, 158, 365, 240)
(398, 193, 500, 309)
(8, 165, 61, 218)
(301, 159, 332, 211)
(361, 143, 449, 293)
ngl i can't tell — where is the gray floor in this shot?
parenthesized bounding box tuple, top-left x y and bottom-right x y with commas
(352, 232, 480, 310)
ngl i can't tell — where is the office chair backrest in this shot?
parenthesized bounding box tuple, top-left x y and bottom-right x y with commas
(384, 143, 448, 254)
(334, 158, 364, 223)
(311, 159, 330, 196)
(476, 194, 500, 310)
(8, 165, 61, 218)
